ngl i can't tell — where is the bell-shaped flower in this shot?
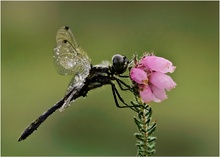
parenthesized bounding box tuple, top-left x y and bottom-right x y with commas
(130, 68, 148, 85)
(150, 72, 177, 91)
(151, 85, 167, 102)
(130, 54, 176, 104)
(140, 85, 161, 103)
(140, 56, 176, 73)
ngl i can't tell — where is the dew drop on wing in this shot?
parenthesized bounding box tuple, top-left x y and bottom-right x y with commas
(53, 26, 91, 76)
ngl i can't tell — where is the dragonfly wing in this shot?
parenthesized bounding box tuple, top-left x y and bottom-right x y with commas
(53, 26, 91, 76)
(59, 74, 86, 112)
(59, 88, 77, 112)
(56, 26, 77, 46)
(53, 26, 92, 111)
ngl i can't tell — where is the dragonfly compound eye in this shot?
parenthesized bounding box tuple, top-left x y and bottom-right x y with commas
(112, 54, 128, 74)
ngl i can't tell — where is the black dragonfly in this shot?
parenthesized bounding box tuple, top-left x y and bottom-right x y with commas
(18, 26, 136, 141)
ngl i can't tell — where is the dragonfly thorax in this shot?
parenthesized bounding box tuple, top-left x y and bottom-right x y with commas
(112, 54, 129, 75)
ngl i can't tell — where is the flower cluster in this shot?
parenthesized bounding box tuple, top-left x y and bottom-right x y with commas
(130, 54, 176, 103)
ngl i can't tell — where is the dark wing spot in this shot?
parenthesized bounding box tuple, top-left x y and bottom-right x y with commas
(64, 26, 69, 30)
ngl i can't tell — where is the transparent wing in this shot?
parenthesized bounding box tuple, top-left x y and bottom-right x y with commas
(59, 74, 85, 112)
(53, 26, 91, 77)
(53, 26, 92, 111)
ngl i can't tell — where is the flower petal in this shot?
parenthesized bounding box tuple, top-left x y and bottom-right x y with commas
(140, 86, 160, 103)
(140, 56, 176, 73)
(150, 72, 177, 90)
(130, 67, 148, 85)
(151, 85, 167, 101)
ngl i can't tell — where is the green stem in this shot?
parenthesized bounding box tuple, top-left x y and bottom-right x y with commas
(133, 98, 157, 156)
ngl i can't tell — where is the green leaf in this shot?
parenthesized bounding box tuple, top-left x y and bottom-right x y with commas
(147, 122, 157, 135)
(134, 117, 144, 130)
(134, 133, 145, 141)
(145, 117, 151, 125)
(147, 136, 157, 142)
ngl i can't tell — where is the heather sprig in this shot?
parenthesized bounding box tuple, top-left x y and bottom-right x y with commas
(129, 53, 176, 156)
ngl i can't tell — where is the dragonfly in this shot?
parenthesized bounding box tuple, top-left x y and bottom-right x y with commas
(18, 26, 136, 142)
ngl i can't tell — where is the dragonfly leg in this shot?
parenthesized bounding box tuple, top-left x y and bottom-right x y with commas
(115, 78, 131, 91)
(110, 82, 138, 112)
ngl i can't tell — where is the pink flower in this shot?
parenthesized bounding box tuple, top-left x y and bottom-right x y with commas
(130, 54, 176, 103)
(140, 85, 161, 103)
(140, 56, 176, 73)
(151, 85, 167, 102)
(130, 68, 148, 85)
(150, 72, 176, 91)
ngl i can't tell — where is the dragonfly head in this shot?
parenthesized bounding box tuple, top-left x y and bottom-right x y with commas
(112, 54, 129, 75)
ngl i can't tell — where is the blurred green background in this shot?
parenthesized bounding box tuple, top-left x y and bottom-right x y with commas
(2, 1, 219, 156)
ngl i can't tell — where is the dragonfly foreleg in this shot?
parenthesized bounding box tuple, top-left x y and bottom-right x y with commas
(110, 82, 137, 112)
(115, 78, 131, 91)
